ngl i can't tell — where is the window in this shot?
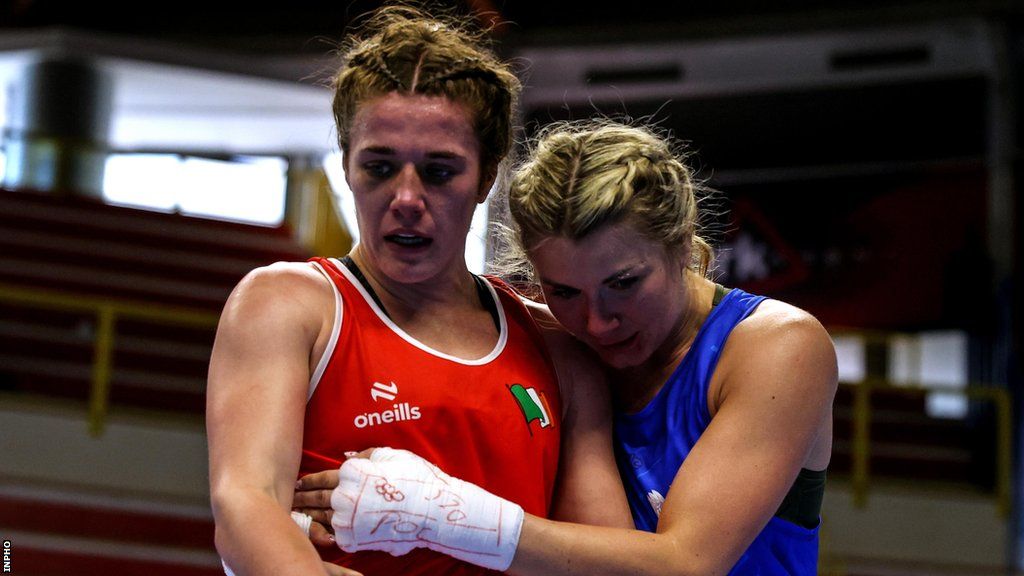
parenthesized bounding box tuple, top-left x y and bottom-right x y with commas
(103, 154, 287, 226)
(832, 330, 969, 419)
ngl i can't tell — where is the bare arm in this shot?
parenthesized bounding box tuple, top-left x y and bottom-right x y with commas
(529, 300, 632, 529)
(508, 304, 837, 576)
(207, 263, 345, 576)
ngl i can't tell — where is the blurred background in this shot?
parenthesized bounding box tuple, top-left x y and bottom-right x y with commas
(0, 0, 1021, 574)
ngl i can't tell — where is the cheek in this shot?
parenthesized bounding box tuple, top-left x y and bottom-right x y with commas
(623, 291, 664, 329)
(634, 291, 659, 314)
(546, 299, 584, 335)
(352, 187, 383, 215)
(433, 185, 477, 215)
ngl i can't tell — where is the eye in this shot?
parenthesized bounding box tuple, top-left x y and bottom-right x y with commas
(363, 160, 394, 179)
(421, 163, 458, 185)
(547, 286, 580, 300)
(609, 276, 640, 291)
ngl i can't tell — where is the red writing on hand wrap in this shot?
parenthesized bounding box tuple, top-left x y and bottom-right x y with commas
(330, 448, 525, 570)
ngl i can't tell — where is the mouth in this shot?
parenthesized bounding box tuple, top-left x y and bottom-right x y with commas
(384, 233, 432, 248)
(598, 333, 638, 351)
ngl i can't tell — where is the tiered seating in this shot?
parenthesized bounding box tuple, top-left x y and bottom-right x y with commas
(830, 384, 996, 489)
(0, 188, 316, 574)
(0, 485, 222, 576)
(0, 187, 312, 414)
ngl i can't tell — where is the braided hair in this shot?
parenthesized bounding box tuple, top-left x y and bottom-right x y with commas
(502, 120, 713, 285)
(331, 5, 521, 177)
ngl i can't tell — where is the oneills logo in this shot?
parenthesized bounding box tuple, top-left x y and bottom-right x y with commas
(354, 381, 422, 429)
(371, 381, 398, 402)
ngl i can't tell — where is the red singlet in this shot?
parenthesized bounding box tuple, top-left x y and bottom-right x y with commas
(301, 257, 562, 575)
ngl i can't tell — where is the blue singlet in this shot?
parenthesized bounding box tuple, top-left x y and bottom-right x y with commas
(614, 287, 819, 575)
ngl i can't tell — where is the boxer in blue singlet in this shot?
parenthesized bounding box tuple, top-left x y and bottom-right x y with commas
(616, 284, 825, 574)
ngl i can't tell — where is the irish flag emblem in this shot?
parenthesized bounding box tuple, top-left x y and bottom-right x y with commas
(509, 383, 553, 433)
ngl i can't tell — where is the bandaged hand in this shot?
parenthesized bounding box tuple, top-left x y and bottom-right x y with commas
(331, 447, 524, 571)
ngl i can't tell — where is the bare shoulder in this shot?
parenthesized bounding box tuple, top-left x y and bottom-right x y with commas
(734, 299, 835, 359)
(221, 261, 334, 329)
(234, 261, 329, 295)
(716, 298, 838, 404)
(231, 261, 330, 304)
(520, 295, 557, 328)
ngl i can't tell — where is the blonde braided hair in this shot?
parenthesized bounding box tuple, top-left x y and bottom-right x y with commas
(500, 120, 713, 288)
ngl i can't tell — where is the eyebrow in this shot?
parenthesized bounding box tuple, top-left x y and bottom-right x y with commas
(540, 267, 638, 289)
(359, 145, 464, 160)
(539, 277, 578, 291)
(426, 151, 463, 160)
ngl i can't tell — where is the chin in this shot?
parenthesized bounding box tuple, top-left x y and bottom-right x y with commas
(596, 349, 644, 370)
(589, 334, 648, 370)
(378, 259, 435, 284)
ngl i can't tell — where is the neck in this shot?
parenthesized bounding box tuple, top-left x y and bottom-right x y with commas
(614, 272, 715, 412)
(349, 246, 479, 318)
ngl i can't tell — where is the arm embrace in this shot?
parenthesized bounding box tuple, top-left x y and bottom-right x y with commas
(510, 301, 837, 575)
(330, 301, 837, 576)
(292, 298, 632, 550)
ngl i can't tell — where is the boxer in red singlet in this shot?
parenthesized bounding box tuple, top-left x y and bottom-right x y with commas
(206, 6, 631, 576)
(299, 256, 563, 574)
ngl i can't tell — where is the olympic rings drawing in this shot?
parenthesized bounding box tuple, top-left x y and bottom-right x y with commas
(375, 479, 405, 502)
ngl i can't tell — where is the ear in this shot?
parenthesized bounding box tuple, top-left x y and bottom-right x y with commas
(477, 163, 498, 204)
(341, 148, 353, 189)
(677, 237, 693, 273)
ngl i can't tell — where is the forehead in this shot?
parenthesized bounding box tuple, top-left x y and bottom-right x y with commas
(349, 92, 479, 155)
(530, 221, 666, 281)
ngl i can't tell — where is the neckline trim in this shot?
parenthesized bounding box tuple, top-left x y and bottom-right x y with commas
(616, 287, 746, 420)
(328, 257, 509, 365)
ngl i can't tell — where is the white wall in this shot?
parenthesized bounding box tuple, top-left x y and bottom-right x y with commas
(0, 396, 209, 506)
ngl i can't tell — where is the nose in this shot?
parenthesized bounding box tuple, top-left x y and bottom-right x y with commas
(585, 296, 619, 338)
(390, 164, 426, 219)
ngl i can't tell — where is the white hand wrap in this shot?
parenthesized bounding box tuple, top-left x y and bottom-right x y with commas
(289, 510, 313, 536)
(221, 511, 313, 575)
(331, 447, 524, 571)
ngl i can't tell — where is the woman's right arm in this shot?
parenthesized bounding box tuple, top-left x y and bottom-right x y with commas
(207, 263, 348, 576)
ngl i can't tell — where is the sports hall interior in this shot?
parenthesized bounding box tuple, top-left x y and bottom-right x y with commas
(0, 1, 1021, 574)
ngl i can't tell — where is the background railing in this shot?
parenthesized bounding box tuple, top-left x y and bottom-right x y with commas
(844, 379, 1011, 517)
(1, 280, 1012, 520)
(828, 327, 1011, 518)
(0, 282, 219, 434)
